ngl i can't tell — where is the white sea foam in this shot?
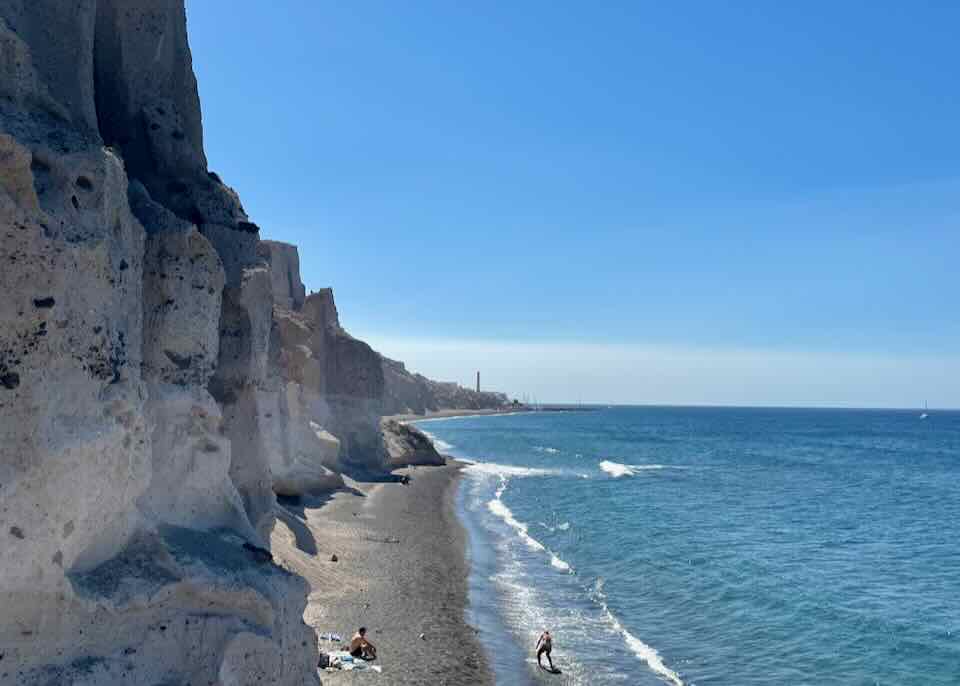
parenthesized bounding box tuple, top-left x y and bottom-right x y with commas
(599, 460, 682, 477)
(540, 521, 572, 533)
(420, 429, 454, 453)
(534, 445, 560, 454)
(485, 476, 574, 574)
(465, 462, 561, 478)
(592, 579, 684, 685)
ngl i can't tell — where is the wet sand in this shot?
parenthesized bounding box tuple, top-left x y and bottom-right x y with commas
(271, 461, 492, 686)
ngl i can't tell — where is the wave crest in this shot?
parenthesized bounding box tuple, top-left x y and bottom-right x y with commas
(466, 462, 562, 478)
(591, 579, 684, 685)
(599, 460, 681, 477)
(485, 476, 574, 574)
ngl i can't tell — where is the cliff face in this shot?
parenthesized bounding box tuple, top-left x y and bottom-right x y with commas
(0, 3, 509, 683)
(261, 240, 387, 486)
(0, 2, 314, 684)
(260, 240, 509, 476)
(382, 356, 509, 415)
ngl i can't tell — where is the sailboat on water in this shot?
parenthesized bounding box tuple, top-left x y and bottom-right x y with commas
(920, 401, 929, 420)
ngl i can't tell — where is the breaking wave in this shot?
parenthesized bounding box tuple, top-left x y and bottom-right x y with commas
(599, 460, 682, 478)
(482, 474, 573, 574)
(591, 579, 684, 685)
(465, 462, 563, 478)
(421, 429, 454, 452)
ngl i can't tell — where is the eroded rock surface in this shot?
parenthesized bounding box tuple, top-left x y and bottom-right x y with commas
(0, 3, 316, 684)
(0, 3, 511, 683)
(382, 419, 446, 467)
(261, 242, 387, 484)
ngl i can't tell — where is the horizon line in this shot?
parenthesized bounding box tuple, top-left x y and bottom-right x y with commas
(509, 401, 959, 412)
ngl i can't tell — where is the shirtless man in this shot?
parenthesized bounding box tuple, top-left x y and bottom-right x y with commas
(349, 627, 377, 660)
(536, 630, 554, 671)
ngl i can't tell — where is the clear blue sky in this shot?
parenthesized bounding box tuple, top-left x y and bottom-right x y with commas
(185, 1, 959, 407)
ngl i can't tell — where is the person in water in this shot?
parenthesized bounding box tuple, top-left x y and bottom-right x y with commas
(536, 630, 554, 671)
(349, 627, 377, 660)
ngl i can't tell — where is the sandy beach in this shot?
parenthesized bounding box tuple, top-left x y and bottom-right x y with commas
(271, 461, 492, 685)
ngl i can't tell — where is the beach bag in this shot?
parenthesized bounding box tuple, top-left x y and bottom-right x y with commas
(318, 652, 330, 669)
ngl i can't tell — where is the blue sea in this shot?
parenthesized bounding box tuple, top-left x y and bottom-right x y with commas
(415, 407, 960, 686)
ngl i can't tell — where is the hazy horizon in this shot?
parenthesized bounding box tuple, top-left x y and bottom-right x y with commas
(185, 1, 959, 409)
(361, 335, 960, 410)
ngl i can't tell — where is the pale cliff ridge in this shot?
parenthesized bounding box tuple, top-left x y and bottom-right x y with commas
(0, 2, 507, 684)
(0, 2, 314, 684)
(259, 239, 509, 472)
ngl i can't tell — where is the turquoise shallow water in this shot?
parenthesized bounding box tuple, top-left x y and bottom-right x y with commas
(416, 407, 960, 686)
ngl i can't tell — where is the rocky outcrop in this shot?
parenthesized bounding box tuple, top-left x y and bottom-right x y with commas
(0, 2, 315, 684)
(382, 419, 446, 467)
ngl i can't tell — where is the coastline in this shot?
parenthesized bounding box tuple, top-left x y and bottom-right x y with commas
(389, 404, 593, 425)
(271, 460, 492, 685)
(386, 407, 528, 424)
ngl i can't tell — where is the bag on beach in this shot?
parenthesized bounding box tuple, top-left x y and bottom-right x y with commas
(318, 652, 330, 669)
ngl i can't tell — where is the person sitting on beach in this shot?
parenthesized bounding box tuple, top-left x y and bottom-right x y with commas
(536, 630, 554, 671)
(349, 627, 377, 661)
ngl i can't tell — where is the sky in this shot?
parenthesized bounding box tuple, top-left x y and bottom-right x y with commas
(185, 1, 960, 407)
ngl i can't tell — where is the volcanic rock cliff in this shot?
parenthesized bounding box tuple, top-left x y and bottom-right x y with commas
(0, 2, 505, 684)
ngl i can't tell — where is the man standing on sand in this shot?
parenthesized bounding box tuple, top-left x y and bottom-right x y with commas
(349, 627, 377, 660)
(536, 630, 555, 671)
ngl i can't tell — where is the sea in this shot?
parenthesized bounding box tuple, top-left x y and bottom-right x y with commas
(414, 406, 960, 686)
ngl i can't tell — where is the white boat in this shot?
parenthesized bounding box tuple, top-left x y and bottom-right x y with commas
(920, 401, 929, 420)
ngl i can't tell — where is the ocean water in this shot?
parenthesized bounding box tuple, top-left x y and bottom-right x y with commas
(415, 407, 960, 686)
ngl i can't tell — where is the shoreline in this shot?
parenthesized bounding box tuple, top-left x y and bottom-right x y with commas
(386, 407, 528, 424)
(271, 460, 492, 685)
(388, 405, 594, 425)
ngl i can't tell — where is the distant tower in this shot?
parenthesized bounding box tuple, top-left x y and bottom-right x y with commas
(476, 371, 480, 393)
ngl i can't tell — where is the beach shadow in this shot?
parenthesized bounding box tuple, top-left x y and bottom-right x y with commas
(340, 467, 410, 484)
(276, 489, 363, 556)
(275, 500, 319, 555)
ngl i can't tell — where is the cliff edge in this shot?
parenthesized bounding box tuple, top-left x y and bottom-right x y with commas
(0, 3, 507, 684)
(0, 2, 314, 683)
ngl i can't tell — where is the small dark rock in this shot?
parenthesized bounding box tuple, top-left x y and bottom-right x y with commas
(243, 542, 273, 564)
(0, 373, 19, 390)
(33, 297, 55, 308)
(9, 526, 24, 539)
(330, 554, 338, 563)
